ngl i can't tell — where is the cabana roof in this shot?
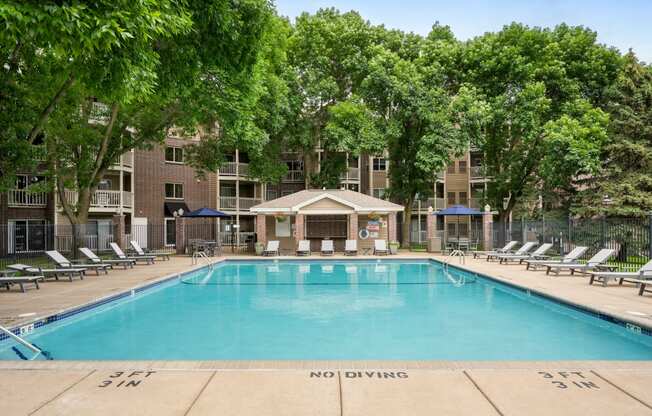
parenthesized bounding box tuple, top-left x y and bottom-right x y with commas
(250, 189, 403, 215)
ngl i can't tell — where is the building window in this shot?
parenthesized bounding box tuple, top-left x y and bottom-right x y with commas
(372, 188, 386, 199)
(165, 146, 184, 163)
(447, 163, 455, 174)
(285, 160, 303, 171)
(372, 158, 387, 171)
(165, 183, 184, 199)
(458, 161, 467, 174)
(15, 175, 45, 189)
(9, 219, 47, 253)
(459, 191, 468, 206)
(165, 218, 176, 246)
(447, 192, 456, 206)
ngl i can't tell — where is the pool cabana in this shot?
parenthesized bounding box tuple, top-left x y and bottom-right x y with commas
(251, 189, 404, 254)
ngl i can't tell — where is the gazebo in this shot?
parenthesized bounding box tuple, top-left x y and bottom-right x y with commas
(250, 189, 404, 254)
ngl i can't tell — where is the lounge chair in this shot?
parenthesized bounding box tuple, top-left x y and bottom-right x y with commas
(130, 240, 170, 261)
(321, 240, 334, 256)
(498, 243, 551, 264)
(472, 241, 518, 259)
(523, 246, 588, 270)
(263, 240, 280, 256)
(345, 240, 357, 256)
(79, 247, 135, 269)
(46, 250, 110, 276)
(589, 259, 652, 287)
(8, 263, 85, 282)
(110, 242, 155, 264)
(0, 270, 42, 292)
(489, 242, 536, 262)
(374, 239, 388, 256)
(296, 240, 311, 256)
(545, 248, 615, 276)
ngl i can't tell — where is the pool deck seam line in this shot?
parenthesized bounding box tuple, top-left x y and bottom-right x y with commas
(183, 370, 217, 416)
(462, 370, 505, 416)
(27, 369, 96, 415)
(590, 370, 652, 410)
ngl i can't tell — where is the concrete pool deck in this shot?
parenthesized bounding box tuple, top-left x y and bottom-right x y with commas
(2, 252, 652, 415)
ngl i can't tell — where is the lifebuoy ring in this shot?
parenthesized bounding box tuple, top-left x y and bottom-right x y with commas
(358, 229, 370, 240)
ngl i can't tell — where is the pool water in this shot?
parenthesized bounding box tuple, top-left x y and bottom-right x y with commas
(2, 260, 652, 360)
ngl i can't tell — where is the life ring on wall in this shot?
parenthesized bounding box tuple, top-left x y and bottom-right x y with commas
(358, 229, 370, 240)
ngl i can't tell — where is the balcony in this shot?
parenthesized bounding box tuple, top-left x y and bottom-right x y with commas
(63, 190, 133, 210)
(219, 196, 261, 211)
(110, 151, 133, 171)
(411, 198, 446, 211)
(7, 189, 48, 207)
(284, 170, 304, 182)
(219, 162, 250, 177)
(340, 167, 360, 181)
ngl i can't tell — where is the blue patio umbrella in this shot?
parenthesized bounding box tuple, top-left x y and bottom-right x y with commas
(183, 207, 230, 218)
(435, 205, 483, 248)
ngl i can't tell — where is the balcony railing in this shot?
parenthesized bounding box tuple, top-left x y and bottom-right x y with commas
(63, 190, 132, 209)
(219, 196, 261, 210)
(219, 162, 249, 177)
(110, 152, 134, 170)
(411, 198, 446, 211)
(284, 170, 304, 182)
(340, 167, 360, 181)
(7, 189, 48, 207)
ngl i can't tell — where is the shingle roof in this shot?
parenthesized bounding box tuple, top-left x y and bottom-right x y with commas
(250, 189, 404, 213)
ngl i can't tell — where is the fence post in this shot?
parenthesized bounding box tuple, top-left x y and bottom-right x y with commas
(601, 216, 606, 248)
(521, 217, 526, 244)
(567, 214, 572, 254)
(648, 212, 652, 260)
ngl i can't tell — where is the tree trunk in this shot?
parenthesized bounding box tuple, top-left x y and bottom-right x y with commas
(401, 199, 414, 249)
(28, 74, 75, 143)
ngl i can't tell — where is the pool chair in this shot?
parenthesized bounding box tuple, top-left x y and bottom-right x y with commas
(472, 241, 518, 259)
(110, 242, 155, 264)
(545, 248, 615, 276)
(8, 263, 85, 282)
(345, 240, 358, 256)
(0, 270, 42, 292)
(498, 242, 550, 264)
(263, 240, 280, 256)
(46, 250, 110, 276)
(488, 242, 536, 262)
(374, 239, 388, 256)
(130, 240, 170, 261)
(523, 246, 588, 270)
(296, 240, 311, 256)
(321, 240, 334, 256)
(589, 259, 652, 287)
(79, 247, 135, 269)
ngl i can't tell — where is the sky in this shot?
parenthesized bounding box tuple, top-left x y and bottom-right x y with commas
(275, 0, 652, 63)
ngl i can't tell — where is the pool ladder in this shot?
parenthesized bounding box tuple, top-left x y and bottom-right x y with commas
(0, 325, 43, 359)
(192, 251, 214, 270)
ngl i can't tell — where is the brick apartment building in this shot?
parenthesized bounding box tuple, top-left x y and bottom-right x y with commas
(1, 134, 492, 254)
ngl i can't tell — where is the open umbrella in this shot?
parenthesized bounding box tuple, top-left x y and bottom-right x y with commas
(183, 208, 231, 252)
(435, 205, 483, 249)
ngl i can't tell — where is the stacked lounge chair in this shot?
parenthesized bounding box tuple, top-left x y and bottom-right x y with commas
(130, 240, 170, 261)
(110, 242, 155, 264)
(344, 240, 357, 256)
(374, 239, 388, 255)
(523, 246, 588, 271)
(296, 240, 311, 256)
(8, 263, 85, 282)
(498, 243, 552, 264)
(489, 242, 536, 262)
(321, 240, 334, 256)
(473, 241, 518, 259)
(79, 247, 135, 269)
(263, 240, 280, 256)
(46, 250, 110, 276)
(589, 259, 652, 287)
(544, 248, 615, 276)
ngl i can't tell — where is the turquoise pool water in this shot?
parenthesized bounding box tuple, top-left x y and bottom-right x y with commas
(2, 260, 652, 360)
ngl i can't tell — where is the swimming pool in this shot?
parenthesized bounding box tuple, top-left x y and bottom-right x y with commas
(2, 260, 652, 360)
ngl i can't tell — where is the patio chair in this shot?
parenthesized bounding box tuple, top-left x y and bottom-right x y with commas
(345, 240, 357, 256)
(589, 259, 652, 287)
(130, 240, 170, 261)
(321, 240, 334, 256)
(110, 242, 155, 264)
(374, 239, 388, 256)
(523, 246, 588, 270)
(0, 270, 42, 292)
(472, 241, 518, 259)
(46, 250, 110, 276)
(498, 243, 553, 264)
(296, 240, 311, 256)
(488, 242, 536, 262)
(544, 248, 615, 276)
(8, 263, 85, 282)
(263, 240, 280, 256)
(79, 247, 135, 269)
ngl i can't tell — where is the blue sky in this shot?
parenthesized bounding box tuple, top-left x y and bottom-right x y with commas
(275, 0, 651, 63)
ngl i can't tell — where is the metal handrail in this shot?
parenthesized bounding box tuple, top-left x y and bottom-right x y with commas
(192, 251, 214, 270)
(0, 325, 41, 354)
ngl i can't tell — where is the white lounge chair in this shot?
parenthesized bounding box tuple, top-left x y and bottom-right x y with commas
(0, 270, 42, 292)
(8, 263, 85, 282)
(545, 248, 615, 276)
(46, 250, 110, 275)
(345, 240, 357, 256)
(589, 259, 652, 287)
(374, 240, 388, 255)
(130, 240, 170, 261)
(263, 240, 280, 256)
(321, 240, 334, 256)
(110, 242, 155, 264)
(79, 247, 135, 269)
(497, 242, 548, 264)
(489, 242, 536, 262)
(473, 241, 518, 259)
(523, 246, 588, 270)
(296, 240, 311, 256)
